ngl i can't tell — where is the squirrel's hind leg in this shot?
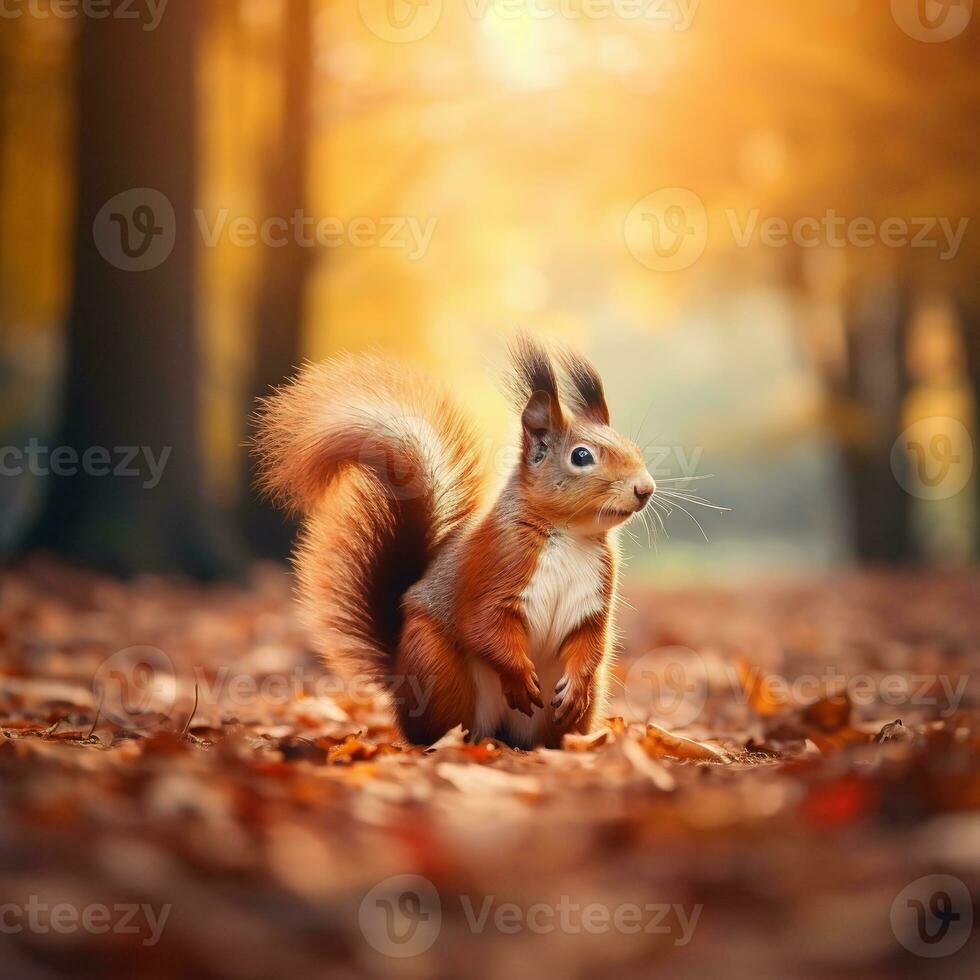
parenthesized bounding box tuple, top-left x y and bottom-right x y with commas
(394, 607, 475, 746)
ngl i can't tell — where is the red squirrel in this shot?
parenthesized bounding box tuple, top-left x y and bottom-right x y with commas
(255, 336, 655, 749)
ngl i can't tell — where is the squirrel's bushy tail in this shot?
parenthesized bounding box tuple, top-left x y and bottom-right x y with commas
(254, 353, 485, 682)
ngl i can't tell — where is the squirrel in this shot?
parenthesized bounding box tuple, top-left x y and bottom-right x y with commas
(255, 336, 655, 749)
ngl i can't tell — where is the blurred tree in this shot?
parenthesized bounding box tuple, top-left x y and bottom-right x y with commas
(954, 286, 980, 534)
(0, 24, 10, 318)
(840, 272, 912, 562)
(957, 288, 980, 417)
(25, 6, 243, 577)
(833, 20, 978, 561)
(240, 0, 312, 558)
(635, 1, 980, 562)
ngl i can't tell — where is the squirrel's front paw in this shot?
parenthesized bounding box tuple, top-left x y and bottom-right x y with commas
(500, 664, 544, 718)
(551, 673, 592, 728)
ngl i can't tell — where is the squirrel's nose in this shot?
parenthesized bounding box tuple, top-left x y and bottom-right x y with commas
(633, 477, 655, 509)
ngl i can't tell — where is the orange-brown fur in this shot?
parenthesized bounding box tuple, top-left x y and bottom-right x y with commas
(255, 338, 655, 749)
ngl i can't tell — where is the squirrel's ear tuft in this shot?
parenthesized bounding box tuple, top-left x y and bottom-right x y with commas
(507, 334, 562, 415)
(558, 349, 610, 425)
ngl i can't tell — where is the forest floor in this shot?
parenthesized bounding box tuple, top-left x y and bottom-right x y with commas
(1, 559, 979, 980)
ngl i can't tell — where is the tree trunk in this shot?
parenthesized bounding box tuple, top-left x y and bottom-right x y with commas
(0, 33, 8, 314)
(840, 273, 912, 564)
(26, 5, 243, 578)
(954, 286, 980, 550)
(240, 0, 313, 559)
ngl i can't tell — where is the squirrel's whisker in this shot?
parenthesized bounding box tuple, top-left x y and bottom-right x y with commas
(657, 489, 731, 513)
(658, 496, 710, 540)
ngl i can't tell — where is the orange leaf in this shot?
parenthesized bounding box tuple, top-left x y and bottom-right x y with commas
(643, 723, 729, 763)
(737, 657, 786, 717)
(803, 692, 852, 733)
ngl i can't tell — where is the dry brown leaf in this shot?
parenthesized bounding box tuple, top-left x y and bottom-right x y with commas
(435, 762, 541, 795)
(427, 724, 467, 750)
(562, 729, 610, 752)
(2, 562, 979, 978)
(642, 723, 730, 763)
(327, 735, 398, 764)
(605, 716, 628, 736)
(803, 692, 852, 732)
(620, 737, 677, 790)
(736, 657, 787, 717)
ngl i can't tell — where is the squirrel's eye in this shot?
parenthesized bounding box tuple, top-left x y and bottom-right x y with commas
(570, 446, 595, 468)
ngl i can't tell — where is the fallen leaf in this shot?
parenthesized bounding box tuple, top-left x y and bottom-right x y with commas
(563, 729, 609, 752)
(427, 724, 467, 751)
(737, 658, 787, 717)
(642, 723, 730, 763)
(803, 692, 852, 733)
(435, 762, 541, 795)
(621, 737, 676, 790)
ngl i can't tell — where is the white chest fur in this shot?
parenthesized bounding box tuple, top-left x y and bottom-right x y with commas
(521, 532, 606, 660)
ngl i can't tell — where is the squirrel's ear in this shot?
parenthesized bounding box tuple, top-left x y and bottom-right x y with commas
(558, 349, 610, 426)
(522, 389, 564, 440)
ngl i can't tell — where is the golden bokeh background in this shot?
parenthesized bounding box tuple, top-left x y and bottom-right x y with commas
(1, 0, 978, 577)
